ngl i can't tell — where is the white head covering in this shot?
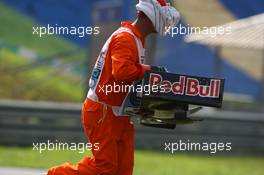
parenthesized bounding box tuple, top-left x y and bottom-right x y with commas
(136, 0, 181, 36)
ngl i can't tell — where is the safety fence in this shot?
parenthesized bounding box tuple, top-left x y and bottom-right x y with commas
(0, 99, 263, 155)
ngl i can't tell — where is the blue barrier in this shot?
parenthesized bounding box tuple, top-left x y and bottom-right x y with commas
(220, 0, 264, 18)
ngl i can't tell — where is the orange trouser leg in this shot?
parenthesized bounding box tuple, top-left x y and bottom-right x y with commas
(47, 98, 134, 175)
(116, 122, 134, 175)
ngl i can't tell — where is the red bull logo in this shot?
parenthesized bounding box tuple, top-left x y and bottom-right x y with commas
(149, 73, 220, 98)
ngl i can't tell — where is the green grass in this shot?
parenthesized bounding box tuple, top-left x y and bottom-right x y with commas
(0, 2, 76, 55)
(0, 146, 263, 175)
(0, 49, 84, 102)
(0, 2, 87, 102)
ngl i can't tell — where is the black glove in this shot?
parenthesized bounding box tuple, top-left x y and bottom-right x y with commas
(150, 66, 168, 72)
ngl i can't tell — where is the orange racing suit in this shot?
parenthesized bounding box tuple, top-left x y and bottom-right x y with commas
(47, 21, 149, 175)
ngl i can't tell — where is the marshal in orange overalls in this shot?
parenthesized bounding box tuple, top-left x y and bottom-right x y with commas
(47, 21, 149, 175)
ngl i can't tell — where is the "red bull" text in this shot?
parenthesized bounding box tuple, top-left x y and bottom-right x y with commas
(149, 73, 220, 98)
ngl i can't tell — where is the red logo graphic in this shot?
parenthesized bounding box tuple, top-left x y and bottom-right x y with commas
(149, 73, 220, 98)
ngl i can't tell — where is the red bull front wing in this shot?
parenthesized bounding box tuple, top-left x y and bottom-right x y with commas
(120, 71, 225, 129)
